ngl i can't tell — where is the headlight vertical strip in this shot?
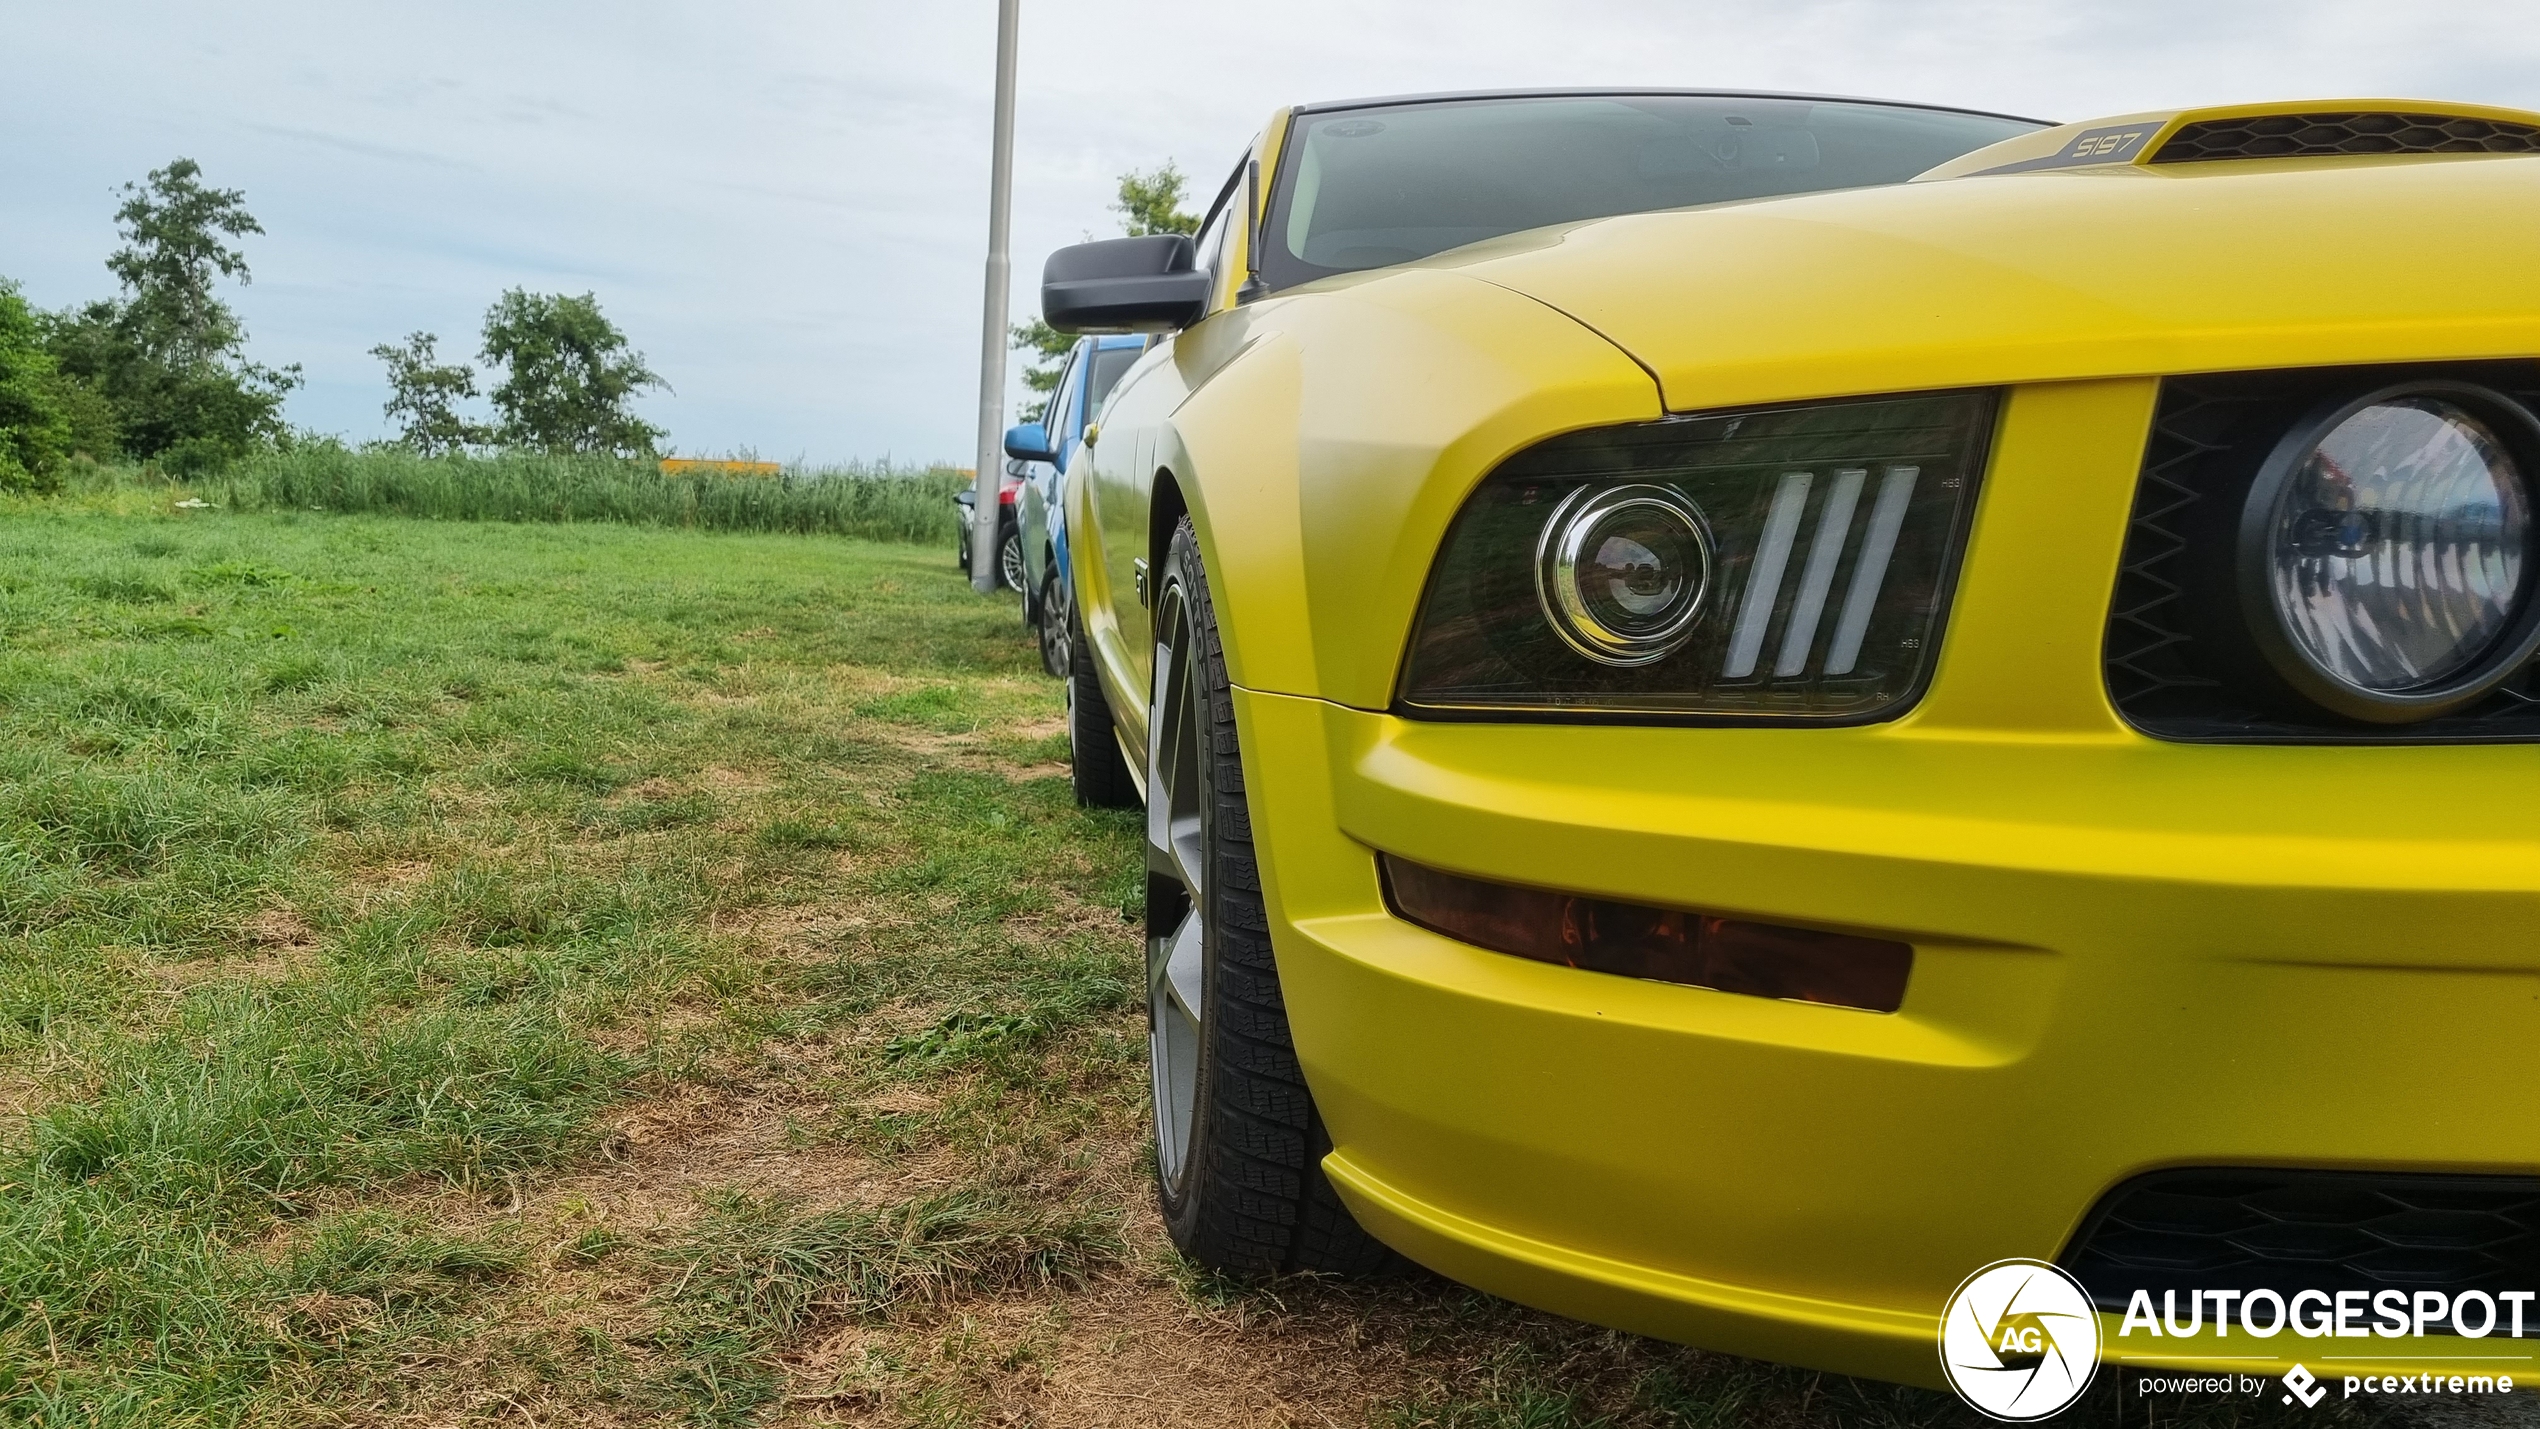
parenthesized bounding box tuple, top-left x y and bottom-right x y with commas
(1826, 464, 1921, 676)
(1772, 466, 1866, 678)
(1723, 471, 1814, 679)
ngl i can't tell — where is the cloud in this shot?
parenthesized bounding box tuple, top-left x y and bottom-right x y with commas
(3, 0, 2537, 462)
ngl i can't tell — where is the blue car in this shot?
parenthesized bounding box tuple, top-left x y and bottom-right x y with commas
(1005, 333, 1147, 675)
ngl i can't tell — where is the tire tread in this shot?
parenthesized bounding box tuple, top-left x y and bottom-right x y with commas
(1156, 516, 1393, 1278)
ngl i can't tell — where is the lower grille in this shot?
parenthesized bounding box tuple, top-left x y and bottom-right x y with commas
(2153, 112, 2540, 163)
(2064, 1168, 2540, 1334)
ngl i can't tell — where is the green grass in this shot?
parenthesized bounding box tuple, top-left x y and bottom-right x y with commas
(0, 497, 1088, 1423)
(0, 493, 2421, 1428)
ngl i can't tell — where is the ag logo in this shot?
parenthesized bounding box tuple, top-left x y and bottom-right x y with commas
(1940, 1259, 2102, 1420)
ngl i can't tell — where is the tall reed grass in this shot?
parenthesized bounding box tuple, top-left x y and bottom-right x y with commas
(169, 446, 969, 543)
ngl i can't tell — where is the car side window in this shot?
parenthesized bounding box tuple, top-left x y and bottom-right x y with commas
(1045, 345, 1088, 457)
(1085, 342, 1142, 425)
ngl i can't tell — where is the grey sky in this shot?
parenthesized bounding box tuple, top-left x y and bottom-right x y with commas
(6, 0, 2538, 463)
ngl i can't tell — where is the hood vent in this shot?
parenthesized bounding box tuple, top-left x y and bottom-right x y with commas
(2152, 111, 2540, 163)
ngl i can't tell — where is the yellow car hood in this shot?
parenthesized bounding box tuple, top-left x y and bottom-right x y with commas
(1443, 140, 2540, 414)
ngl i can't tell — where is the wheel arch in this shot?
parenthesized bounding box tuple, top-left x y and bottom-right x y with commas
(1144, 338, 1320, 697)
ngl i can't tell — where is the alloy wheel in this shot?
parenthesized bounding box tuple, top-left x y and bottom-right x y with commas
(1145, 575, 1207, 1195)
(999, 530, 1027, 594)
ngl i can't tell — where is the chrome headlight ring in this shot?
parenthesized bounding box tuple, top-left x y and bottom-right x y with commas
(1532, 483, 1715, 667)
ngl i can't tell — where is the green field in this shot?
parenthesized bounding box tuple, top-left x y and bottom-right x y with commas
(0, 485, 2390, 1428)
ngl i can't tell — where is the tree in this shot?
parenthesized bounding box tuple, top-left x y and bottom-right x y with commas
(40, 158, 299, 473)
(1009, 163, 1201, 416)
(1007, 318, 1075, 423)
(479, 290, 667, 457)
(1114, 163, 1200, 237)
(0, 281, 72, 492)
(371, 332, 489, 456)
(108, 158, 259, 367)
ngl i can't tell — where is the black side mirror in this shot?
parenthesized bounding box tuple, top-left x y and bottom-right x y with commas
(1042, 235, 1208, 333)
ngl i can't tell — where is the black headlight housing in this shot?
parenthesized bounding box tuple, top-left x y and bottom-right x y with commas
(2108, 362, 2540, 742)
(1398, 391, 2000, 723)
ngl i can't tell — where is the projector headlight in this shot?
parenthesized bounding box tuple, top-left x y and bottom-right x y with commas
(2239, 382, 2540, 722)
(1535, 484, 1714, 666)
(1401, 391, 1998, 721)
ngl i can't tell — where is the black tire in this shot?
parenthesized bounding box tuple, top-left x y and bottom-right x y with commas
(1066, 598, 1139, 810)
(1037, 564, 1070, 678)
(1146, 516, 1393, 1277)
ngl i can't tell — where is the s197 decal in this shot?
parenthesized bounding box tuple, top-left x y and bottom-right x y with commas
(1975, 122, 2164, 174)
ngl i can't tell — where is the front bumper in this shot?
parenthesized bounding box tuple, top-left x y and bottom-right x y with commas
(1232, 682, 2540, 1387)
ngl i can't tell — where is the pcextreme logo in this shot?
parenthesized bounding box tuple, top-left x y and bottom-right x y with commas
(1940, 1260, 2103, 1420)
(2283, 1364, 2327, 1407)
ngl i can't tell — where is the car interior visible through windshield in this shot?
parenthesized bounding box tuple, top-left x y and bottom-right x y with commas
(1259, 94, 2043, 291)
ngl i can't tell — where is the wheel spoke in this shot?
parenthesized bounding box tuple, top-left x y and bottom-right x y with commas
(1144, 600, 1206, 899)
(1154, 912, 1204, 1026)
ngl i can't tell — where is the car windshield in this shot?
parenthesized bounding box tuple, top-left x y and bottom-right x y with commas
(1262, 94, 2042, 291)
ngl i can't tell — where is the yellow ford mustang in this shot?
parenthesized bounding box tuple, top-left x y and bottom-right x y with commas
(1040, 90, 2540, 1390)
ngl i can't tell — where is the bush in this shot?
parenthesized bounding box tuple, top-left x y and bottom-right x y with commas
(0, 281, 72, 492)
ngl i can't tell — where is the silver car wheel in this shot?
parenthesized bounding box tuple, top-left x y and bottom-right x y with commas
(999, 529, 1028, 594)
(1145, 574, 1207, 1195)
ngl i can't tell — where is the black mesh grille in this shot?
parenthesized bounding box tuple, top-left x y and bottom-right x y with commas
(2064, 1169, 2540, 1333)
(2153, 112, 2540, 163)
(2104, 367, 2540, 742)
(2103, 384, 2235, 714)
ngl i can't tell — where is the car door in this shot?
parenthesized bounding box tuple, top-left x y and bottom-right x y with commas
(1083, 335, 1181, 748)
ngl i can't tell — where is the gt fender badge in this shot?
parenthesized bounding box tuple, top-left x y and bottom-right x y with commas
(1940, 1259, 2103, 1421)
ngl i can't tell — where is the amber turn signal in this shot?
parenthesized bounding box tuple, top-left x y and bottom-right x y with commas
(1380, 854, 1912, 1013)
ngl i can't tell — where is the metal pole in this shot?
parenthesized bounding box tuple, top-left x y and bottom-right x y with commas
(970, 0, 1021, 593)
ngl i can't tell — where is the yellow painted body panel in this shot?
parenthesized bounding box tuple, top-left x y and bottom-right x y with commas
(1452, 153, 2540, 418)
(1066, 104, 2540, 1388)
(1075, 268, 1656, 731)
